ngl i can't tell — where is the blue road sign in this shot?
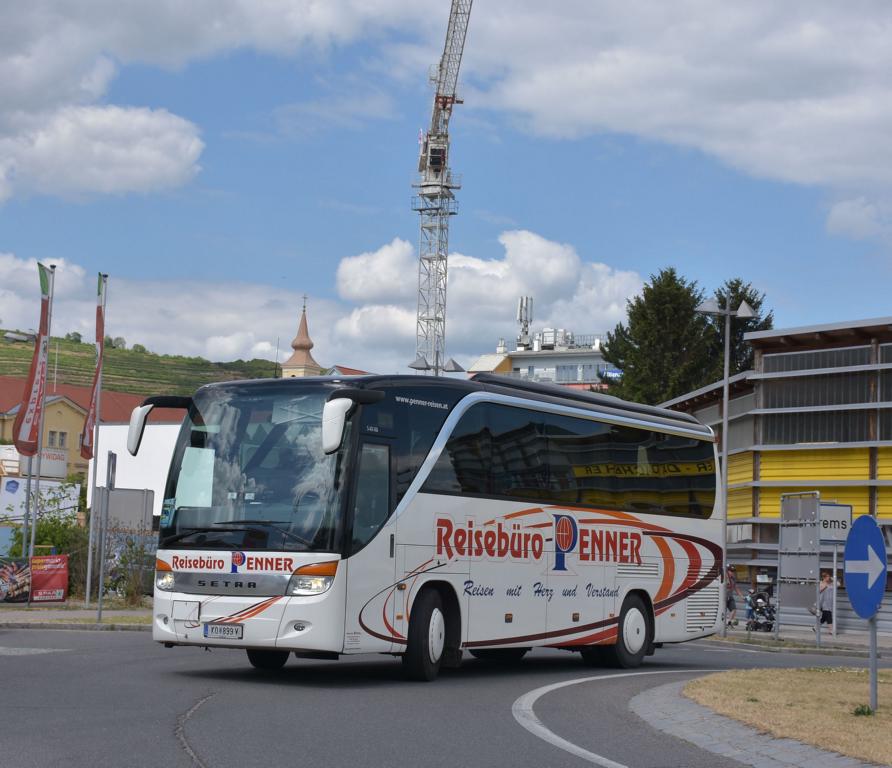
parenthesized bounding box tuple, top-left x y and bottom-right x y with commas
(844, 516, 887, 620)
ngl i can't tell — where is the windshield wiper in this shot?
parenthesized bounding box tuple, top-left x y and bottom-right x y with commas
(212, 520, 314, 548)
(160, 527, 242, 547)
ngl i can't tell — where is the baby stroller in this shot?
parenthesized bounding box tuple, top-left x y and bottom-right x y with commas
(745, 591, 775, 632)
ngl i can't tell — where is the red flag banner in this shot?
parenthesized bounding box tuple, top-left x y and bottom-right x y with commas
(81, 273, 107, 460)
(12, 264, 53, 457)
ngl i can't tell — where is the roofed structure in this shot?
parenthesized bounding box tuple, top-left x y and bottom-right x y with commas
(281, 299, 323, 378)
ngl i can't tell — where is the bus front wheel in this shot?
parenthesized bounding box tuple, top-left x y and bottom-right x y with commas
(402, 589, 445, 682)
(608, 594, 651, 668)
(246, 649, 289, 670)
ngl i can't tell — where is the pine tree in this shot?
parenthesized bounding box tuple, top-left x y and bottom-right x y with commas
(602, 268, 713, 404)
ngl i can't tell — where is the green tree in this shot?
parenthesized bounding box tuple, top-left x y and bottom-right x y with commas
(602, 268, 714, 404)
(65, 331, 83, 343)
(131, 343, 147, 353)
(706, 278, 774, 379)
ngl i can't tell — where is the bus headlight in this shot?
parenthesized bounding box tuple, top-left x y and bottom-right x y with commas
(156, 570, 175, 591)
(155, 558, 174, 591)
(287, 561, 338, 596)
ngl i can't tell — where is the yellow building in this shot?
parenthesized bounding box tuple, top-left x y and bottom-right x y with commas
(0, 392, 88, 479)
(663, 317, 892, 580)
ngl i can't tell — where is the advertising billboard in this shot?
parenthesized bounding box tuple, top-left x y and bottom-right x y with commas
(0, 555, 69, 603)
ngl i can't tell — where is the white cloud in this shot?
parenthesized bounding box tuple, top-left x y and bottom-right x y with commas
(6, 1, 892, 218)
(336, 237, 416, 303)
(0, 230, 642, 374)
(442, 231, 640, 359)
(334, 304, 416, 342)
(0, 0, 433, 202)
(457, 1, 892, 195)
(0, 106, 203, 202)
(826, 197, 892, 243)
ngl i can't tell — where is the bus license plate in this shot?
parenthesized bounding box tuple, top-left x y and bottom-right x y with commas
(204, 623, 243, 640)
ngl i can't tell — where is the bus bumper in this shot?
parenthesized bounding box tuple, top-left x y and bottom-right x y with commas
(152, 584, 346, 653)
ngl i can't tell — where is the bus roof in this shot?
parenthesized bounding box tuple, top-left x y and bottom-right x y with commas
(196, 373, 712, 439)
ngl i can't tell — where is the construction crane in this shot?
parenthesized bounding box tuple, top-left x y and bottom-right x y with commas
(409, 0, 473, 376)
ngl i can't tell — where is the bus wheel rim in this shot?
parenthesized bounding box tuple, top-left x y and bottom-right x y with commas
(428, 608, 445, 663)
(622, 608, 646, 655)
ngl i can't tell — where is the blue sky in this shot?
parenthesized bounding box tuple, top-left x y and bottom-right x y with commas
(2, 2, 891, 372)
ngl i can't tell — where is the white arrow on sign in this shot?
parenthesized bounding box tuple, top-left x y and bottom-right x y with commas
(846, 544, 886, 589)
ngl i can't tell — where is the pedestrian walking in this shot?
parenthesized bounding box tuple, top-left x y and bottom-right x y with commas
(725, 564, 743, 627)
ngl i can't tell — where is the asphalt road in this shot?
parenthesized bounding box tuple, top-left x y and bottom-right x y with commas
(1, 630, 887, 768)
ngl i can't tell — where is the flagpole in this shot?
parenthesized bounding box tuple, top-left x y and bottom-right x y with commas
(27, 264, 55, 606)
(29, 265, 55, 560)
(85, 273, 108, 607)
(21, 457, 33, 557)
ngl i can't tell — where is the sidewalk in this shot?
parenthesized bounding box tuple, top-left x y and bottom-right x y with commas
(713, 623, 892, 656)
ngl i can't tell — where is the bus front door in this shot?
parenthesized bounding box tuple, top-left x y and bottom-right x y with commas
(343, 442, 396, 653)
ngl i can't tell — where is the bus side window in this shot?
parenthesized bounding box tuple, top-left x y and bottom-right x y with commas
(424, 405, 489, 494)
(351, 443, 391, 554)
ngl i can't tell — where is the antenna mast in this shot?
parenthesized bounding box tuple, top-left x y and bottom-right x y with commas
(410, 0, 473, 376)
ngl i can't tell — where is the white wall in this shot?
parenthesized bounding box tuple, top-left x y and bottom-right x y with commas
(87, 423, 181, 517)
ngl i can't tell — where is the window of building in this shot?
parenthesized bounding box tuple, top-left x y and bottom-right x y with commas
(47, 431, 57, 448)
(763, 346, 870, 373)
(763, 410, 870, 444)
(58, 431, 67, 449)
(763, 372, 871, 408)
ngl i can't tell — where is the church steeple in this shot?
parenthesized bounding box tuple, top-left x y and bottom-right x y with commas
(281, 297, 323, 377)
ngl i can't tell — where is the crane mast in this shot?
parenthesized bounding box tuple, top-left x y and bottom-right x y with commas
(411, 0, 473, 375)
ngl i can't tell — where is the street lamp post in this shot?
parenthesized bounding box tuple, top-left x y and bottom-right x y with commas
(696, 294, 755, 637)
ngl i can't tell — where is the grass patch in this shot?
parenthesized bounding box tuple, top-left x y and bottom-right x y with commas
(41, 615, 152, 625)
(0, 596, 151, 611)
(685, 668, 892, 765)
(0, 331, 275, 396)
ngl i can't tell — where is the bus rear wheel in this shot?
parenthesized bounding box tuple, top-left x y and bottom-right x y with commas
(403, 589, 445, 682)
(469, 648, 529, 663)
(246, 649, 289, 670)
(607, 594, 651, 668)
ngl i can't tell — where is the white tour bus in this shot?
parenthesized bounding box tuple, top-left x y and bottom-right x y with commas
(128, 373, 723, 681)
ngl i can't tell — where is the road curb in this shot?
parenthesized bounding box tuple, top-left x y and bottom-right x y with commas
(0, 621, 151, 632)
(704, 637, 876, 658)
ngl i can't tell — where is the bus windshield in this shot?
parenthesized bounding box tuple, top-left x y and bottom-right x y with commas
(159, 384, 351, 552)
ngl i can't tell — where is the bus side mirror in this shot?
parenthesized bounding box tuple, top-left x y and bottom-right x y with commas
(322, 398, 353, 454)
(127, 404, 154, 456)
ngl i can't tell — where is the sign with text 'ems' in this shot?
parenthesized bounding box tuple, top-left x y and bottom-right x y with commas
(844, 516, 887, 620)
(820, 503, 853, 543)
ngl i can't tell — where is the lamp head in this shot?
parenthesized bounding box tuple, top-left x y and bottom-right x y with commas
(734, 300, 755, 319)
(695, 298, 721, 315)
